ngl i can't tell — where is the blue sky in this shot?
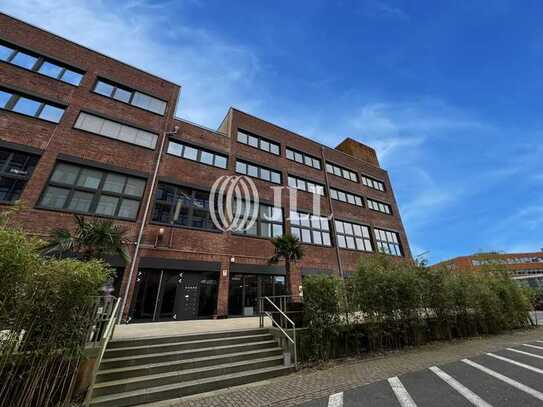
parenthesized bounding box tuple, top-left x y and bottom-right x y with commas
(3, 0, 542, 263)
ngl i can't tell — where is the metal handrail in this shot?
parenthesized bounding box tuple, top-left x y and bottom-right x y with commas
(83, 296, 122, 406)
(258, 296, 297, 368)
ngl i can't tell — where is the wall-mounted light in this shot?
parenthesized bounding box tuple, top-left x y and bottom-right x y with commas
(230, 256, 235, 263)
(155, 227, 166, 247)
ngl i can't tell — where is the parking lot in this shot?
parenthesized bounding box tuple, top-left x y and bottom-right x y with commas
(305, 341, 543, 407)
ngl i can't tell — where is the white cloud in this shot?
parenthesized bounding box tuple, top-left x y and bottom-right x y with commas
(1, 0, 262, 126)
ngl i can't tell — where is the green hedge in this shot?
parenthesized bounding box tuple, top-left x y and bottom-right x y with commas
(0, 221, 111, 406)
(300, 254, 534, 362)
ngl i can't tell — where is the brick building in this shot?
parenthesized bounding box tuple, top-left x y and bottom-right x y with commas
(0, 13, 411, 322)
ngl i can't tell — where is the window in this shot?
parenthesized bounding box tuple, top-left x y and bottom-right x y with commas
(166, 139, 228, 169)
(39, 162, 145, 219)
(290, 211, 331, 246)
(335, 220, 373, 252)
(367, 198, 392, 214)
(285, 147, 321, 170)
(74, 112, 158, 149)
(0, 147, 39, 203)
(287, 175, 325, 195)
(325, 162, 358, 182)
(374, 228, 402, 256)
(232, 200, 284, 238)
(152, 183, 219, 231)
(329, 187, 363, 207)
(361, 175, 385, 192)
(93, 79, 167, 115)
(236, 159, 281, 184)
(0, 89, 65, 123)
(237, 129, 280, 155)
(0, 41, 84, 85)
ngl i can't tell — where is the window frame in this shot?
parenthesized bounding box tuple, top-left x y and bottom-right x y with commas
(0, 147, 40, 203)
(287, 174, 325, 196)
(92, 77, 168, 116)
(285, 147, 322, 170)
(235, 159, 282, 184)
(289, 210, 332, 247)
(237, 129, 281, 156)
(335, 219, 373, 252)
(325, 162, 359, 183)
(231, 200, 284, 239)
(374, 228, 403, 257)
(166, 138, 228, 169)
(329, 187, 363, 207)
(37, 161, 146, 221)
(367, 198, 392, 215)
(361, 175, 386, 192)
(0, 40, 84, 86)
(0, 88, 66, 124)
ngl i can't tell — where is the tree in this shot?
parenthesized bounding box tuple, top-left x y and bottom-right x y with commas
(269, 233, 304, 296)
(41, 215, 130, 263)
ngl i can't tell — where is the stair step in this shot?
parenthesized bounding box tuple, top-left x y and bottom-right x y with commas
(93, 356, 284, 396)
(91, 365, 294, 407)
(105, 333, 273, 358)
(97, 347, 283, 382)
(100, 340, 278, 370)
(108, 328, 269, 349)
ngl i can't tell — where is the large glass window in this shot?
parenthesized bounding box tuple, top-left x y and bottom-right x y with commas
(152, 183, 219, 231)
(374, 228, 403, 256)
(290, 211, 331, 246)
(285, 147, 321, 170)
(0, 147, 39, 203)
(237, 129, 280, 155)
(0, 89, 65, 123)
(367, 198, 392, 215)
(93, 79, 167, 115)
(39, 162, 145, 220)
(0, 41, 83, 85)
(362, 175, 385, 192)
(166, 139, 228, 169)
(287, 175, 325, 195)
(335, 220, 373, 252)
(325, 162, 358, 182)
(232, 200, 284, 238)
(235, 159, 281, 184)
(330, 187, 363, 206)
(74, 112, 157, 149)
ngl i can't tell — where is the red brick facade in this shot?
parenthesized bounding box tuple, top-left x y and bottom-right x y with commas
(0, 13, 411, 321)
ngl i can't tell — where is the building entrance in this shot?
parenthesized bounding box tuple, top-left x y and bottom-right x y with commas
(228, 273, 286, 316)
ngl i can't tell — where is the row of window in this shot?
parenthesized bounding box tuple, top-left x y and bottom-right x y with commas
(362, 175, 385, 192)
(374, 228, 402, 256)
(367, 198, 392, 215)
(286, 147, 321, 170)
(326, 162, 359, 183)
(0, 41, 83, 86)
(74, 112, 158, 149)
(93, 79, 167, 115)
(237, 129, 280, 155)
(0, 147, 39, 203)
(290, 211, 332, 247)
(235, 160, 282, 184)
(335, 220, 373, 252)
(330, 187, 364, 207)
(287, 175, 325, 196)
(167, 139, 228, 169)
(0, 89, 65, 123)
(229, 200, 284, 238)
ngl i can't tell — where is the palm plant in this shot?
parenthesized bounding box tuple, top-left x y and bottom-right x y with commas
(42, 215, 130, 263)
(269, 233, 304, 296)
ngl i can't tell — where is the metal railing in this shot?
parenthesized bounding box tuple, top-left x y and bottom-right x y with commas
(83, 296, 122, 406)
(258, 296, 297, 368)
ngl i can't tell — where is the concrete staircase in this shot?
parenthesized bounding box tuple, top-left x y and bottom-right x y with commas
(90, 328, 293, 407)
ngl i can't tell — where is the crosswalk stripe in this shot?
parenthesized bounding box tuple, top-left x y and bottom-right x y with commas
(507, 348, 543, 360)
(536, 340, 543, 344)
(486, 352, 543, 374)
(522, 344, 543, 351)
(462, 359, 543, 401)
(388, 376, 417, 407)
(327, 392, 343, 407)
(429, 366, 492, 407)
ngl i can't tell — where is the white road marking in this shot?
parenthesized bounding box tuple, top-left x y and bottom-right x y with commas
(486, 352, 543, 375)
(536, 340, 543, 344)
(327, 392, 343, 407)
(522, 343, 543, 351)
(429, 366, 493, 407)
(388, 376, 418, 407)
(462, 359, 543, 401)
(507, 348, 543, 360)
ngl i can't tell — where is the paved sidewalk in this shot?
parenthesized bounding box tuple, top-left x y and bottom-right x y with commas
(148, 327, 543, 407)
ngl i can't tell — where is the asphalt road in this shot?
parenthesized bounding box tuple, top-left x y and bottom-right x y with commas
(302, 340, 543, 407)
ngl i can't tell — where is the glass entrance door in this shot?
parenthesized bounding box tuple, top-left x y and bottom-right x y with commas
(228, 274, 287, 316)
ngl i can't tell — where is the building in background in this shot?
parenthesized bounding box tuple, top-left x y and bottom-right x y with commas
(433, 251, 543, 289)
(0, 13, 411, 323)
